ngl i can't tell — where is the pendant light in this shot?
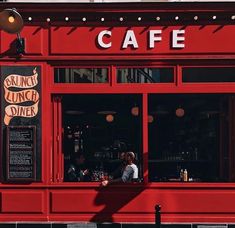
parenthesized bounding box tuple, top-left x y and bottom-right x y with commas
(131, 105, 139, 116)
(148, 115, 154, 123)
(176, 107, 185, 117)
(106, 114, 114, 122)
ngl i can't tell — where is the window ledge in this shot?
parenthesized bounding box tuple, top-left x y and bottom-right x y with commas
(147, 182, 235, 189)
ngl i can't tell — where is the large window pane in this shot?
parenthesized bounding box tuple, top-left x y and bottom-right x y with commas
(148, 94, 232, 182)
(182, 67, 235, 83)
(54, 68, 108, 83)
(62, 94, 142, 183)
(117, 68, 174, 83)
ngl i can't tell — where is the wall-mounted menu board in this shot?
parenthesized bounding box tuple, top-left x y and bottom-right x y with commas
(6, 126, 36, 181)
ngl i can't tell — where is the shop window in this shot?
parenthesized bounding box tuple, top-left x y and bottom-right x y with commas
(54, 68, 108, 83)
(182, 67, 235, 83)
(117, 68, 174, 83)
(148, 94, 234, 182)
(62, 94, 142, 183)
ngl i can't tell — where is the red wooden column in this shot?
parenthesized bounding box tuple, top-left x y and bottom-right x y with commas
(52, 96, 63, 183)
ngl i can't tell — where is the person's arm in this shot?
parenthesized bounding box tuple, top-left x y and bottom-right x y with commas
(101, 177, 122, 186)
(67, 165, 78, 182)
(101, 166, 134, 186)
(78, 169, 90, 181)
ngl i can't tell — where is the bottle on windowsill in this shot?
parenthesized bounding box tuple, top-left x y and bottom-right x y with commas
(180, 169, 184, 181)
(183, 169, 188, 182)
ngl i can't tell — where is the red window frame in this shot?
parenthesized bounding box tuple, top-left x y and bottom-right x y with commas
(49, 61, 235, 187)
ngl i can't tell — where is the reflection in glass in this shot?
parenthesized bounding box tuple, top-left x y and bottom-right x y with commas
(54, 68, 108, 83)
(117, 68, 174, 83)
(182, 67, 235, 83)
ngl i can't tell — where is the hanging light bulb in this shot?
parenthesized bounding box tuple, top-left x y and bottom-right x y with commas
(176, 108, 185, 117)
(8, 15, 15, 23)
(106, 114, 114, 122)
(131, 106, 139, 116)
(148, 115, 154, 123)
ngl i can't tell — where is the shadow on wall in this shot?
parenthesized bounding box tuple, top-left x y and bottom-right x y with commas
(0, 39, 22, 58)
(90, 153, 148, 222)
(90, 185, 145, 222)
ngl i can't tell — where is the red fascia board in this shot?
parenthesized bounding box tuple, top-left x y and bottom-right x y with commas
(0, 2, 235, 13)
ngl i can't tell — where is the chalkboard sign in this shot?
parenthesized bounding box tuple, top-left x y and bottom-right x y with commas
(6, 126, 36, 181)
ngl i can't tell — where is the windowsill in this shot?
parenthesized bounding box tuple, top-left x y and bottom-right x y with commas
(49, 182, 145, 188)
(1, 182, 235, 189)
(147, 182, 235, 189)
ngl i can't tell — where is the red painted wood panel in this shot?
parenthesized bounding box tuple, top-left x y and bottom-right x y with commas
(50, 188, 235, 215)
(49, 25, 235, 55)
(118, 189, 235, 213)
(1, 191, 44, 213)
(51, 190, 104, 213)
(1, 26, 44, 55)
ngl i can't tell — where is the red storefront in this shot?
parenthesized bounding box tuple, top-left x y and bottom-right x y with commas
(1, 2, 235, 227)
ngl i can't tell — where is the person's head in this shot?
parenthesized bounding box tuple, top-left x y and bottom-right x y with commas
(74, 153, 85, 165)
(126, 151, 135, 164)
(119, 152, 126, 161)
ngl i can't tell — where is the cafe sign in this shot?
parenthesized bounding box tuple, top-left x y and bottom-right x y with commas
(97, 29, 185, 49)
(3, 68, 39, 125)
(50, 26, 235, 54)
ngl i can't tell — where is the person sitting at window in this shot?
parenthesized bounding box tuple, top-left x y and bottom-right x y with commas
(66, 153, 90, 182)
(110, 151, 126, 179)
(101, 151, 138, 186)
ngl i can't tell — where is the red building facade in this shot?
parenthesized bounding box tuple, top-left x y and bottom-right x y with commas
(1, 2, 235, 227)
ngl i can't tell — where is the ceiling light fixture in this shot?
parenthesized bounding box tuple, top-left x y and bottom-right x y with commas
(131, 106, 139, 116)
(106, 114, 114, 123)
(148, 115, 154, 123)
(176, 108, 185, 118)
(65, 110, 85, 115)
(97, 111, 117, 115)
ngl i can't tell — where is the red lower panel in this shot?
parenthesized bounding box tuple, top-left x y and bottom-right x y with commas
(0, 187, 235, 223)
(50, 188, 235, 214)
(51, 189, 107, 213)
(1, 190, 45, 213)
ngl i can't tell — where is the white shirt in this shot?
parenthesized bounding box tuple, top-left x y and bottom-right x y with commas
(121, 164, 138, 183)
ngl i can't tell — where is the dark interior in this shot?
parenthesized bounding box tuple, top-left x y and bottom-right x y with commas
(148, 94, 231, 182)
(61, 93, 234, 183)
(62, 94, 142, 182)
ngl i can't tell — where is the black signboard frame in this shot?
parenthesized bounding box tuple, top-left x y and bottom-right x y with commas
(6, 126, 36, 181)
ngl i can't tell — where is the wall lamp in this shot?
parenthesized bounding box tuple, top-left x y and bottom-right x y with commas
(0, 8, 24, 55)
